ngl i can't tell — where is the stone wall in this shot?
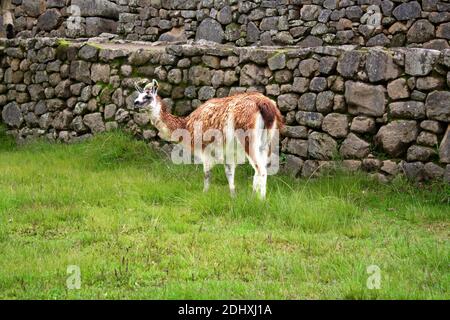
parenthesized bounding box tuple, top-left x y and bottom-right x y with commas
(118, 0, 450, 48)
(5, 1, 450, 48)
(1, 38, 449, 182)
(7, 0, 126, 38)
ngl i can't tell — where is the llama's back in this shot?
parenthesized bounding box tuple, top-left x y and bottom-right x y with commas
(185, 92, 283, 133)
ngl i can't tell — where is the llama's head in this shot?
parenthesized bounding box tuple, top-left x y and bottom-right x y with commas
(134, 79, 159, 108)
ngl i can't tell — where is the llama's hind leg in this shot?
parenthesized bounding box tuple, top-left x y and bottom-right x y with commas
(244, 153, 260, 195)
(203, 157, 214, 193)
(252, 130, 271, 199)
(249, 157, 268, 199)
(224, 163, 236, 197)
(235, 126, 267, 199)
(237, 136, 265, 197)
(257, 157, 268, 199)
(247, 156, 265, 198)
(258, 138, 271, 199)
(252, 174, 259, 195)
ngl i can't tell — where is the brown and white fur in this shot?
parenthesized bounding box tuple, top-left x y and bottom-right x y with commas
(134, 79, 284, 199)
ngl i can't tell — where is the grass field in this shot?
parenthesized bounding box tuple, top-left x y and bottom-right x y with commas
(0, 128, 448, 299)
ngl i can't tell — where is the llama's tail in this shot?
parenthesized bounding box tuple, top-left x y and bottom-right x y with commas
(257, 99, 284, 131)
(257, 99, 284, 156)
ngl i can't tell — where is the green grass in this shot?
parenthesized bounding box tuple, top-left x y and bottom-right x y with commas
(0, 128, 449, 299)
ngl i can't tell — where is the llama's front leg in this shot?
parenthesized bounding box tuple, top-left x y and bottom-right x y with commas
(225, 163, 236, 197)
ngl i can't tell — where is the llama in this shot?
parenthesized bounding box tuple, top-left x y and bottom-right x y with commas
(134, 79, 284, 199)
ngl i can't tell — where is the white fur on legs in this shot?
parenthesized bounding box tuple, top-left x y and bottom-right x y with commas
(259, 170, 267, 199)
(247, 150, 261, 196)
(243, 114, 269, 199)
(225, 163, 236, 197)
(253, 123, 273, 199)
(252, 170, 267, 199)
(246, 155, 259, 194)
(252, 173, 260, 195)
(257, 143, 270, 199)
(224, 118, 237, 197)
(203, 157, 213, 193)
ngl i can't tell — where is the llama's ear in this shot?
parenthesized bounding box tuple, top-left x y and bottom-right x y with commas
(134, 81, 142, 93)
(151, 79, 159, 95)
(135, 79, 147, 93)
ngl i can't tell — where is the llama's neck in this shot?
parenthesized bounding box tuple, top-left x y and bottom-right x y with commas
(149, 97, 186, 141)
